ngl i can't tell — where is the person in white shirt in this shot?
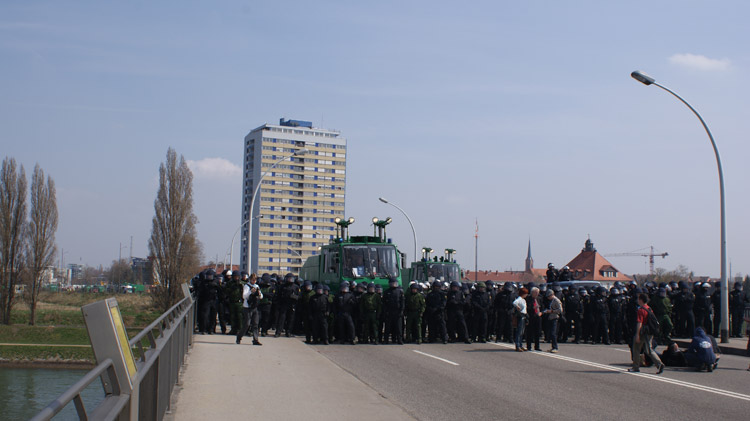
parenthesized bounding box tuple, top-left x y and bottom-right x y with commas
(236, 277, 263, 346)
(513, 288, 529, 352)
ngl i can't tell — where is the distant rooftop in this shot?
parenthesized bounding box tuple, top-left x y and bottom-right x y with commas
(279, 118, 313, 128)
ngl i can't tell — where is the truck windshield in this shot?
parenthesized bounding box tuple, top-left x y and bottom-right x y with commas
(415, 263, 460, 283)
(342, 245, 399, 279)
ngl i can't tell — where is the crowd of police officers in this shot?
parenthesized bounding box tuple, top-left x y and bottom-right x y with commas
(189, 263, 748, 349)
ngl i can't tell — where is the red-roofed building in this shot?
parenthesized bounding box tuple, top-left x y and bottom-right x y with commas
(565, 238, 632, 282)
(462, 238, 632, 284)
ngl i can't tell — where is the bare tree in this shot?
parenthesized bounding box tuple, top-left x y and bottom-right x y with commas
(24, 164, 58, 325)
(107, 259, 133, 286)
(0, 157, 28, 324)
(149, 148, 201, 312)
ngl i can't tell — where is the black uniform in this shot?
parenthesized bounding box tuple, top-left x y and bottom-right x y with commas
(592, 292, 610, 345)
(382, 285, 405, 344)
(309, 290, 330, 344)
(470, 287, 490, 343)
(694, 288, 712, 334)
(494, 288, 514, 343)
(608, 293, 624, 344)
(676, 289, 695, 338)
(565, 292, 583, 343)
(275, 280, 300, 337)
(446, 288, 470, 343)
(425, 287, 448, 343)
(729, 287, 744, 337)
(333, 290, 356, 344)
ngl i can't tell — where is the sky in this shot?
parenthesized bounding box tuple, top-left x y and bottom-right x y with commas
(1, 0, 748, 278)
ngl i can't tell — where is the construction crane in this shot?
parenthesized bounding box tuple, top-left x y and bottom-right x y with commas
(604, 246, 669, 275)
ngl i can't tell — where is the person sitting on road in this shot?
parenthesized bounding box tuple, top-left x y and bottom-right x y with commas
(684, 327, 719, 372)
(659, 341, 688, 367)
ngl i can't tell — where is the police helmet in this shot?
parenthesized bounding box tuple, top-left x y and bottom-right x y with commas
(503, 282, 513, 291)
(578, 288, 587, 296)
(432, 281, 441, 289)
(553, 285, 562, 293)
(485, 281, 494, 288)
(548, 263, 555, 269)
(734, 281, 743, 290)
(341, 283, 350, 292)
(375, 284, 383, 292)
(477, 281, 486, 289)
(562, 266, 570, 271)
(388, 276, 399, 286)
(315, 283, 324, 291)
(450, 281, 461, 289)
(658, 287, 667, 297)
(303, 280, 312, 288)
(322, 285, 330, 292)
(367, 283, 376, 290)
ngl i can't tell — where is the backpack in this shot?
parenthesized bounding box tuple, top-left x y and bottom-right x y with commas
(645, 307, 660, 336)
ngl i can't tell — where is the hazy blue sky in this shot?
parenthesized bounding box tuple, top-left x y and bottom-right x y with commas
(2, 1, 748, 278)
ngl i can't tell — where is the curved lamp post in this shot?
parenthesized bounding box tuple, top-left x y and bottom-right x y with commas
(244, 148, 309, 274)
(631, 70, 728, 343)
(379, 197, 418, 265)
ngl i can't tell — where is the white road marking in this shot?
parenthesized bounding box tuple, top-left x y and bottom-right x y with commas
(488, 342, 750, 402)
(413, 350, 460, 366)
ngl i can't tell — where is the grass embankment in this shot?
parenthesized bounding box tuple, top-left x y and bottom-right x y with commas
(0, 292, 162, 365)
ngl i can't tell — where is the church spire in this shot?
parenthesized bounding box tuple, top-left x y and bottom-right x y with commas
(525, 238, 534, 272)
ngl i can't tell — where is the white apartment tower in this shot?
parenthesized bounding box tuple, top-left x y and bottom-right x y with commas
(241, 118, 347, 275)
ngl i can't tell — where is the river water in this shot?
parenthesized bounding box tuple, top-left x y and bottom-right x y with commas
(0, 366, 104, 420)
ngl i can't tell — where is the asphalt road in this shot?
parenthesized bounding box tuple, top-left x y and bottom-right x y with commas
(312, 339, 750, 420)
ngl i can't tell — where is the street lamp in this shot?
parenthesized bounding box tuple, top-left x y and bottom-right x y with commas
(287, 247, 302, 271)
(379, 197, 417, 265)
(227, 214, 263, 269)
(631, 70, 728, 343)
(244, 148, 309, 274)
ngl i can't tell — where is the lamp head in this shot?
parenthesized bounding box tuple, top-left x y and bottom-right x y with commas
(631, 70, 655, 86)
(378, 197, 389, 204)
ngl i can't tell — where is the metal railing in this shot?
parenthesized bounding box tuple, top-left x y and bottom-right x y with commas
(31, 286, 195, 421)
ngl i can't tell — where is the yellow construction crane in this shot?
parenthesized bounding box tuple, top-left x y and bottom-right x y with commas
(604, 246, 669, 275)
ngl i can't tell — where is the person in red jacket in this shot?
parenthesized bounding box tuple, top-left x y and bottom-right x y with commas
(628, 293, 665, 374)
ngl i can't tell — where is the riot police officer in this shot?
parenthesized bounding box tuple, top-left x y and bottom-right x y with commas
(472, 282, 491, 343)
(608, 288, 624, 344)
(494, 282, 515, 343)
(382, 277, 405, 344)
(546, 263, 559, 283)
(425, 281, 448, 344)
(729, 282, 744, 337)
(333, 282, 356, 344)
(694, 283, 712, 334)
(446, 281, 471, 344)
(226, 270, 243, 335)
(359, 283, 382, 344)
(405, 283, 426, 344)
(274, 273, 300, 338)
(309, 284, 330, 344)
(592, 287, 610, 345)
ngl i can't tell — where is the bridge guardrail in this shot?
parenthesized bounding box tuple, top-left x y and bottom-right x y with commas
(30, 283, 195, 421)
